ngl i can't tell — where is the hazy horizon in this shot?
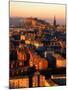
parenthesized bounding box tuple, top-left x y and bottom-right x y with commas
(10, 2, 66, 25)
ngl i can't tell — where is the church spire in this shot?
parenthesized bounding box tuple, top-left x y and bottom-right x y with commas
(54, 16, 56, 26)
(53, 16, 56, 30)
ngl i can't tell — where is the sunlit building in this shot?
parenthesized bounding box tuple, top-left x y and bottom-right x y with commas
(10, 77, 29, 88)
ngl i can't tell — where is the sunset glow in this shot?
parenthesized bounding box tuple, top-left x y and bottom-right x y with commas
(10, 2, 66, 24)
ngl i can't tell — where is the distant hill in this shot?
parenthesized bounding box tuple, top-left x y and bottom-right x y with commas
(9, 17, 49, 28)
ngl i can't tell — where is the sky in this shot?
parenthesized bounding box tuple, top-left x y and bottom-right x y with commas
(10, 2, 66, 25)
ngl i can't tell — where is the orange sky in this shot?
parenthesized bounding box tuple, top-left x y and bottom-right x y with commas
(10, 2, 66, 25)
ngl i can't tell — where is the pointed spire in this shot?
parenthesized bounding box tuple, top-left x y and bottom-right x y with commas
(53, 16, 56, 30)
(54, 16, 56, 26)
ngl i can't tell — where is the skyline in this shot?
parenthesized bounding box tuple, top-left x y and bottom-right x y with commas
(10, 2, 66, 25)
